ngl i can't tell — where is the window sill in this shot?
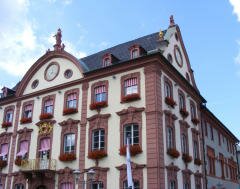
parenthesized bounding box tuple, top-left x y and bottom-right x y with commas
(63, 108, 78, 115)
(39, 113, 53, 120)
(20, 117, 32, 124)
(167, 148, 180, 158)
(59, 153, 76, 162)
(90, 101, 108, 110)
(121, 93, 140, 103)
(165, 97, 176, 108)
(119, 144, 142, 156)
(88, 150, 107, 160)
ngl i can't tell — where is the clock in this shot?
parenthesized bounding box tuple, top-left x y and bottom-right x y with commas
(44, 62, 60, 81)
(174, 45, 183, 67)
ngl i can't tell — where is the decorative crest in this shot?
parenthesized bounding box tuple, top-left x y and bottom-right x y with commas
(169, 15, 175, 27)
(53, 28, 65, 51)
(158, 29, 164, 41)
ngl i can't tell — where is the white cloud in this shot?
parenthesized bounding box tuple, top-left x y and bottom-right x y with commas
(235, 40, 240, 65)
(63, 40, 87, 58)
(229, 0, 240, 22)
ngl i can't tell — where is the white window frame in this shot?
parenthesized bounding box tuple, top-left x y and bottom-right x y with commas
(64, 134, 75, 153)
(92, 129, 105, 151)
(124, 124, 139, 145)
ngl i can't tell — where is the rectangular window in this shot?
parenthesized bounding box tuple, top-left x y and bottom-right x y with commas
(92, 129, 105, 151)
(23, 105, 32, 118)
(131, 49, 139, 59)
(124, 180, 140, 189)
(67, 93, 77, 108)
(92, 182, 104, 189)
(5, 110, 13, 122)
(210, 126, 214, 141)
(124, 124, 139, 145)
(167, 127, 173, 149)
(193, 141, 198, 159)
(94, 86, 106, 102)
(39, 138, 50, 158)
(124, 78, 138, 95)
(16, 141, 28, 159)
(0, 143, 8, 160)
(64, 134, 75, 153)
(44, 100, 53, 114)
(15, 184, 24, 189)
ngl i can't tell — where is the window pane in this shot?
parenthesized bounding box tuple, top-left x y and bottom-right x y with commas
(92, 129, 105, 150)
(64, 134, 75, 153)
(124, 124, 139, 145)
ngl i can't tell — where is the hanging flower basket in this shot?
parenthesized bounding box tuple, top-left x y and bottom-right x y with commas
(119, 144, 142, 156)
(180, 108, 189, 118)
(191, 118, 200, 125)
(0, 160, 7, 168)
(165, 97, 176, 108)
(167, 148, 180, 158)
(59, 153, 76, 162)
(182, 153, 192, 163)
(121, 93, 140, 103)
(20, 117, 32, 124)
(63, 108, 78, 115)
(90, 101, 108, 110)
(1, 122, 12, 128)
(39, 113, 53, 120)
(88, 150, 107, 160)
(194, 158, 202, 166)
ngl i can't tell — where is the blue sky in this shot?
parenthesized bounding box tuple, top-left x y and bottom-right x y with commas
(0, 0, 240, 139)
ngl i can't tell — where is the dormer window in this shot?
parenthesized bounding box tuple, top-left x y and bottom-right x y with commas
(129, 44, 146, 59)
(131, 49, 139, 59)
(103, 57, 111, 67)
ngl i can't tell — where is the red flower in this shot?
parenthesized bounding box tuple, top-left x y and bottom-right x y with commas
(20, 117, 32, 124)
(15, 157, 23, 166)
(191, 118, 200, 125)
(39, 113, 53, 120)
(59, 153, 76, 162)
(0, 160, 7, 168)
(63, 108, 78, 115)
(88, 150, 107, 160)
(194, 158, 202, 166)
(121, 93, 140, 103)
(180, 108, 189, 118)
(167, 148, 180, 158)
(1, 122, 12, 128)
(90, 101, 108, 110)
(182, 153, 192, 163)
(165, 97, 176, 108)
(119, 144, 142, 156)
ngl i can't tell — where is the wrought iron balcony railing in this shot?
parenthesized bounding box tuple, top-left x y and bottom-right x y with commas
(20, 158, 56, 171)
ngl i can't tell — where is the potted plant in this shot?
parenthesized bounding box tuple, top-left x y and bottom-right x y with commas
(88, 150, 107, 160)
(39, 113, 53, 120)
(165, 97, 176, 108)
(90, 101, 108, 110)
(167, 148, 180, 158)
(119, 144, 142, 156)
(182, 153, 192, 163)
(20, 117, 32, 124)
(121, 93, 140, 103)
(63, 108, 78, 115)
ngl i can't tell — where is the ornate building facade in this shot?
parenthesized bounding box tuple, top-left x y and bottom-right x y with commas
(0, 17, 238, 189)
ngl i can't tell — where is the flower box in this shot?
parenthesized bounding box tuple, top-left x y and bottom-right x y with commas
(39, 113, 53, 120)
(182, 153, 192, 163)
(63, 108, 78, 115)
(1, 122, 12, 128)
(0, 160, 7, 168)
(119, 144, 142, 156)
(165, 97, 176, 108)
(191, 118, 200, 125)
(121, 93, 140, 103)
(180, 108, 189, 118)
(88, 150, 107, 160)
(59, 153, 76, 162)
(90, 101, 108, 110)
(15, 157, 23, 166)
(194, 158, 202, 166)
(20, 117, 32, 124)
(167, 148, 180, 158)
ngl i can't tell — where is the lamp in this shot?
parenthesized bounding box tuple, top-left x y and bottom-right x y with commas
(73, 169, 81, 184)
(73, 169, 96, 189)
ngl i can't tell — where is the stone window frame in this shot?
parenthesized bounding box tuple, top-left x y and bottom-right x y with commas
(182, 169, 192, 189)
(120, 72, 141, 102)
(164, 110, 177, 150)
(0, 132, 12, 161)
(0, 173, 7, 189)
(87, 114, 110, 154)
(41, 94, 56, 115)
(16, 127, 33, 159)
(59, 118, 80, 155)
(164, 76, 174, 98)
(116, 162, 145, 189)
(178, 89, 186, 110)
(21, 100, 34, 120)
(57, 167, 74, 189)
(116, 107, 144, 149)
(191, 128, 200, 159)
(166, 163, 180, 189)
(35, 120, 56, 159)
(63, 88, 80, 111)
(207, 145, 215, 176)
(90, 80, 109, 104)
(3, 105, 15, 124)
(194, 171, 202, 189)
(86, 166, 109, 189)
(179, 120, 190, 154)
(13, 172, 26, 189)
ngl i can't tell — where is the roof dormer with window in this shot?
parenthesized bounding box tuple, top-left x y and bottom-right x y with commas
(129, 44, 146, 59)
(102, 53, 118, 67)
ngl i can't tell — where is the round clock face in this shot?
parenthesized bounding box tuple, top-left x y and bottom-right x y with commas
(174, 46, 183, 67)
(45, 62, 60, 81)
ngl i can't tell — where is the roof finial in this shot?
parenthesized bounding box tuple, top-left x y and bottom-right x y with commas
(158, 29, 164, 41)
(53, 28, 65, 51)
(169, 15, 175, 27)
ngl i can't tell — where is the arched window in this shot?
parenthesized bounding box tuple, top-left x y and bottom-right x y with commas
(92, 129, 105, 151)
(124, 124, 139, 145)
(181, 134, 187, 154)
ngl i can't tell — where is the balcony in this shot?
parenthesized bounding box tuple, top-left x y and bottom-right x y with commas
(20, 158, 56, 171)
